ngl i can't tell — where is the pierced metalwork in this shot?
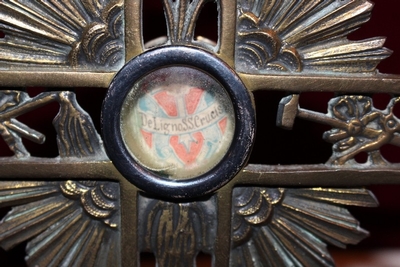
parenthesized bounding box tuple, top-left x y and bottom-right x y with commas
(231, 187, 378, 266)
(278, 94, 400, 166)
(0, 90, 106, 159)
(0, 0, 124, 69)
(163, 0, 213, 44)
(139, 195, 216, 267)
(0, 0, 399, 266)
(236, 0, 391, 73)
(0, 89, 116, 265)
(0, 181, 120, 267)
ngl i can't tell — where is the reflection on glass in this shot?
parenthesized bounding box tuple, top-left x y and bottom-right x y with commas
(121, 66, 235, 179)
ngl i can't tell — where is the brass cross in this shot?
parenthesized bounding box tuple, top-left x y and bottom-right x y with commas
(0, 1, 399, 266)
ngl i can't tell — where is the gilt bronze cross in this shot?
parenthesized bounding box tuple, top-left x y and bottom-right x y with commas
(0, 1, 399, 266)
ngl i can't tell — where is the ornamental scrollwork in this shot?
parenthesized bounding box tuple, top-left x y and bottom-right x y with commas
(0, 0, 396, 266)
(0, 181, 120, 267)
(236, 0, 391, 73)
(231, 187, 378, 267)
(0, 0, 124, 69)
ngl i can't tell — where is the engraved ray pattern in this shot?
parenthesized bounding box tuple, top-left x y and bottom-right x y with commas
(138, 196, 216, 267)
(0, 0, 124, 69)
(0, 181, 120, 267)
(231, 187, 378, 267)
(160, 0, 216, 48)
(236, 0, 392, 73)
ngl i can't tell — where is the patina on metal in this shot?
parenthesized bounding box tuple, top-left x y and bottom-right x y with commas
(0, 181, 120, 266)
(0, 0, 398, 267)
(278, 94, 400, 166)
(0, 90, 106, 159)
(102, 45, 255, 199)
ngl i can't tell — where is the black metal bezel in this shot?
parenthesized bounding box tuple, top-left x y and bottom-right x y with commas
(102, 46, 255, 199)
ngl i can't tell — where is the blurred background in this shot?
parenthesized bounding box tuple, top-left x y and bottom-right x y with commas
(1, 0, 400, 266)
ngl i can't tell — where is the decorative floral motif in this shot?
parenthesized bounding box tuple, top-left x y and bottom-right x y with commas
(144, 0, 217, 50)
(236, 0, 392, 73)
(0, 0, 124, 69)
(162, 0, 211, 44)
(231, 187, 378, 267)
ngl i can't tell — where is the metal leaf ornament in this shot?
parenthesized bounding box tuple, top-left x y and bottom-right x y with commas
(54, 91, 106, 158)
(0, 90, 106, 158)
(139, 197, 216, 267)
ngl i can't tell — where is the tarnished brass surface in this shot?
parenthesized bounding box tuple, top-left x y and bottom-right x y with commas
(0, 0, 124, 69)
(3, 71, 400, 92)
(0, 0, 399, 266)
(230, 187, 377, 266)
(0, 181, 121, 266)
(241, 73, 400, 93)
(0, 71, 115, 88)
(0, 159, 121, 179)
(125, 0, 144, 60)
(2, 161, 400, 187)
(238, 164, 400, 186)
(235, 0, 390, 74)
(139, 194, 217, 266)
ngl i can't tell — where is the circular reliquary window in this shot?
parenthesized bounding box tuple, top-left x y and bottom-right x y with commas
(120, 66, 235, 179)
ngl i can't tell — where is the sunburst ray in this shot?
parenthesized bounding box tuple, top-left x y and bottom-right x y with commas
(231, 187, 378, 267)
(236, 0, 392, 73)
(0, 181, 120, 267)
(0, 0, 124, 69)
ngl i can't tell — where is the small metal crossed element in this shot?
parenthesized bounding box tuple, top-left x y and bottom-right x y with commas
(277, 94, 400, 165)
(0, 91, 46, 157)
(0, 90, 106, 159)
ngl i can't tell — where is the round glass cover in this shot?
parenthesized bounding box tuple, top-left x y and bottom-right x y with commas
(120, 66, 235, 179)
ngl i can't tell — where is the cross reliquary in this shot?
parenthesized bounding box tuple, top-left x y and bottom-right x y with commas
(0, 0, 399, 266)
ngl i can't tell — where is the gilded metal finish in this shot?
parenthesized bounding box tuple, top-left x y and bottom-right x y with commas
(0, 0, 399, 266)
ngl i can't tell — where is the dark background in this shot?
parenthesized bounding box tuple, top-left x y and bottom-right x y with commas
(1, 0, 400, 266)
